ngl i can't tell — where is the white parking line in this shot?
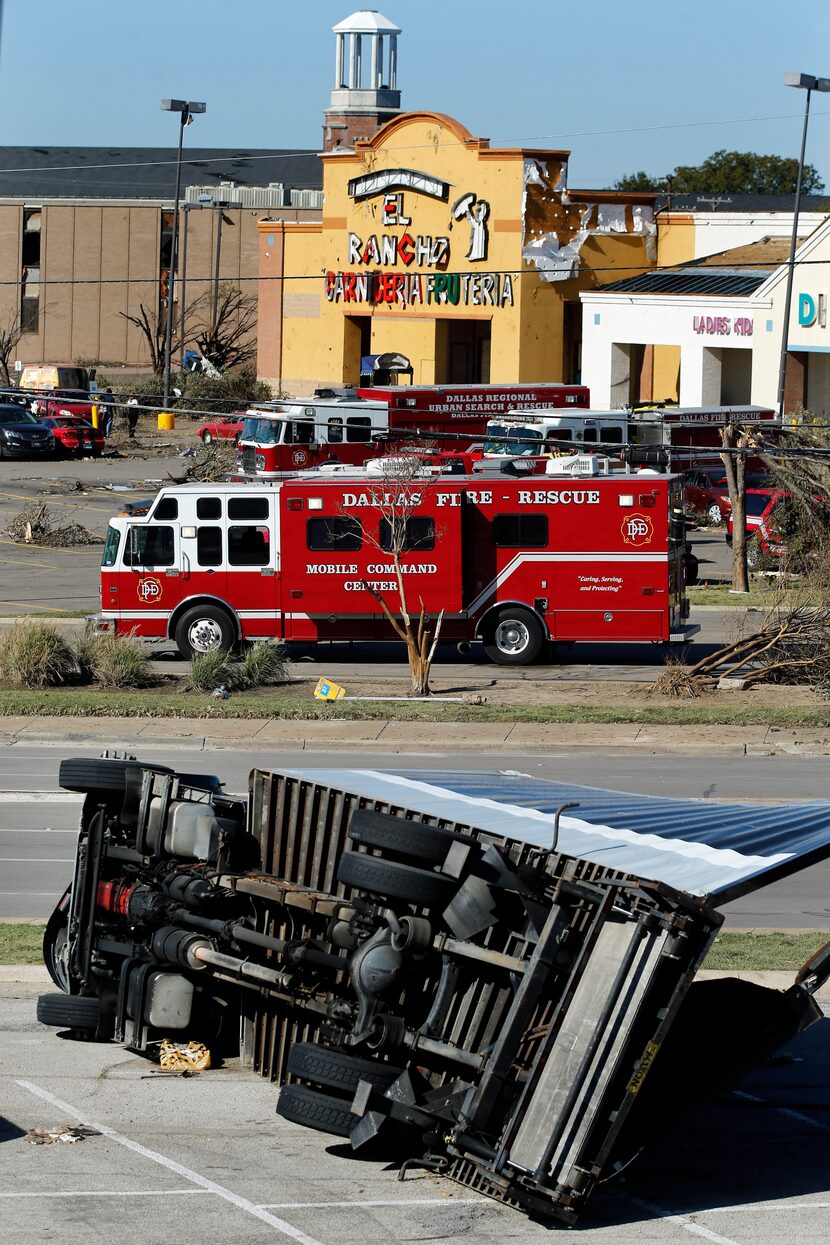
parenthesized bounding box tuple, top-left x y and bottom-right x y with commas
(15, 1080, 325, 1245)
(733, 1089, 830, 1135)
(259, 1198, 488, 1209)
(0, 793, 81, 802)
(0, 858, 74, 863)
(625, 1197, 741, 1245)
(0, 1190, 209, 1199)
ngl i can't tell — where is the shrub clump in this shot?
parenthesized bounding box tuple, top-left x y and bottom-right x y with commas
(87, 631, 154, 689)
(0, 621, 76, 688)
(184, 650, 241, 693)
(240, 641, 288, 687)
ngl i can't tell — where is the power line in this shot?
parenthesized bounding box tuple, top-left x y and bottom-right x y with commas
(0, 108, 828, 178)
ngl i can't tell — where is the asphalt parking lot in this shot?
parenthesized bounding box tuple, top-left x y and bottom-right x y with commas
(3, 983, 830, 1244)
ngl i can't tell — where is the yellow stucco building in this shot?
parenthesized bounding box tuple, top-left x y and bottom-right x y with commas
(257, 110, 659, 394)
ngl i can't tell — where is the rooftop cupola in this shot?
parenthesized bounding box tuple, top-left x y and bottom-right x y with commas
(323, 10, 402, 151)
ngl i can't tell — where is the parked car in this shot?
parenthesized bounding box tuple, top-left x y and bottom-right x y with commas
(31, 388, 94, 419)
(196, 414, 244, 444)
(0, 405, 55, 457)
(727, 487, 830, 570)
(683, 468, 772, 523)
(40, 416, 104, 457)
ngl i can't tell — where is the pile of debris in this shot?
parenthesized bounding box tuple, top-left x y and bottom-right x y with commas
(6, 502, 103, 547)
(656, 603, 830, 697)
(167, 440, 237, 484)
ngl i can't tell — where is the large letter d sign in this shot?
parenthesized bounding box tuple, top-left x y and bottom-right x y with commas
(798, 292, 817, 326)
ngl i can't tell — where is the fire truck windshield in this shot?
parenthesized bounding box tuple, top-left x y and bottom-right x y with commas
(483, 424, 544, 456)
(241, 417, 283, 445)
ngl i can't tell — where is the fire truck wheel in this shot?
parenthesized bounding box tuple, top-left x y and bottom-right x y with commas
(276, 1084, 355, 1137)
(484, 608, 544, 665)
(336, 851, 458, 910)
(36, 992, 101, 1034)
(287, 1042, 402, 1094)
(175, 604, 237, 658)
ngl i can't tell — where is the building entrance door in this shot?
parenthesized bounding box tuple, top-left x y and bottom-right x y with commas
(437, 320, 491, 383)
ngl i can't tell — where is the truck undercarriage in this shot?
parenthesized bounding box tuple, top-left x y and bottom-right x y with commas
(38, 757, 830, 1226)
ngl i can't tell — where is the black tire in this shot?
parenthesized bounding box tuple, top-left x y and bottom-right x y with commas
(37, 992, 100, 1032)
(43, 889, 71, 992)
(483, 607, 544, 665)
(684, 551, 699, 587)
(201, 430, 212, 444)
(337, 850, 457, 909)
(175, 604, 237, 659)
(287, 1042, 401, 1094)
(348, 809, 469, 865)
(276, 1084, 355, 1137)
(58, 757, 172, 794)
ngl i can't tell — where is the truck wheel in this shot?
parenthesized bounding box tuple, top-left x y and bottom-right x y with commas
(276, 1084, 355, 1137)
(36, 992, 101, 1034)
(684, 551, 699, 586)
(337, 850, 457, 909)
(483, 608, 544, 665)
(348, 809, 470, 865)
(58, 757, 172, 793)
(175, 604, 236, 658)
(287, 1042, 402, 1094)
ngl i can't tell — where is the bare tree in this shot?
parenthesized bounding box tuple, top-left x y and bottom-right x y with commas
(346, 457, 445, 696)
(0, 311, 24, 386)
(194, 284, 257, 372)
(119, 296, 206, 375)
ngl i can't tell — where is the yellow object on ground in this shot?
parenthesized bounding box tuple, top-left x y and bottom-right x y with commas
(314, 677, 346, 701)
(157, 411, 176, 431)
(158, 1039, 211, 1072)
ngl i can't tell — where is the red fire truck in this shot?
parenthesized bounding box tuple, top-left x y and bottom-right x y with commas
(98, 461, 693, 664)
(236, 383, 590, 478)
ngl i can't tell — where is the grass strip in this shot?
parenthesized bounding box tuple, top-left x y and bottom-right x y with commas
(688, 585, 821, 608)
(0, 688, 829, 726)
(1, 925, 824, 971)
(0, 923, 45, 965)
(704, 930, 827, 972)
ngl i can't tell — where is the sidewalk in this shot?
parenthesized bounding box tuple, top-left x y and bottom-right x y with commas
(1, 713, 829, 755)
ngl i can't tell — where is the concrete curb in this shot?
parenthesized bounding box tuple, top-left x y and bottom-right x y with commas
(3, 965, 827, 1002)
(1, 717, 829, 756)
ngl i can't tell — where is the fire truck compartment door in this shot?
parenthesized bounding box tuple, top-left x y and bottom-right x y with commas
(122, 523, 188, 620)
(279, 490, 464, 635)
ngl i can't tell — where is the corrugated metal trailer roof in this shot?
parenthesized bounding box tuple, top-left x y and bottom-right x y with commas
(283, 768, 830, 903)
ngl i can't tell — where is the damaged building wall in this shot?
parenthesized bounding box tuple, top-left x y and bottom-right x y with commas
(521, 157, 657, 284)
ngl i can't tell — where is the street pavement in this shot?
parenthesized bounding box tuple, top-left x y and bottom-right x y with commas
(3, 742, 830, 928)
(2, 983, 830, 1245)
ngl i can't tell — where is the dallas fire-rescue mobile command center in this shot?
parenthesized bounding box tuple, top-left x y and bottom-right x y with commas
(99, 458, 694, 664)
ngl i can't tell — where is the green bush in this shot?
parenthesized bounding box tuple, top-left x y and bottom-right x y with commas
(89, 631, 154, 689)
(0, 622, 76, 688)
(241, 640, 288, 687)
(185, 650, 241, 693)
(73, 623, 97, 684)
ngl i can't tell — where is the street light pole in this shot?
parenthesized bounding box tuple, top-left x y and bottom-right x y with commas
(776, 73, 830, 418)
(160, 98, 206, 411)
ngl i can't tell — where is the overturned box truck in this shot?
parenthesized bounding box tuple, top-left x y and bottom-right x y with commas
(39, 760, 830, 1225)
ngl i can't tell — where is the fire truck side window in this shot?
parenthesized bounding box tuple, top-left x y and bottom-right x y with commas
(152, 496, 178, 520)
(328, 417, 343, 443)
(379, 516, 435, 552)
(197, 527, 222, 567)
(346, 417, 372, 443)
(125, 525, 174, 567)
(228, 526, 270, 566)
(602, 428, 623, 443)
(306, 516, 362, 551)
(228, 497, 269, 520)
(493, 514, 548, 548)
(197, 497, 222, 520)
(289, 421, 314, 445)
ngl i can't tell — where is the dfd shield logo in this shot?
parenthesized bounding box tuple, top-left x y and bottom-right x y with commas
(622, 513, 653, 546)
(137, 576, 162, 603)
